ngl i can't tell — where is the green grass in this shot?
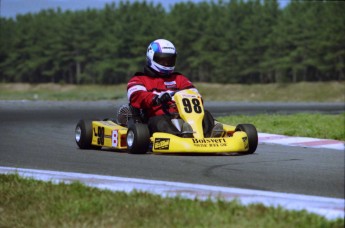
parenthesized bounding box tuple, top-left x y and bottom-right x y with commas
(1, 174, 343, 228)
(218, 113, 345, 141)
(0, 83, 126, 101)
(196, 81, 345, 102)
(0, 81, 344, 102)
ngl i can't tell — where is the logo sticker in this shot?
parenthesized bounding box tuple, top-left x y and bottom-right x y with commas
(154, 138, 170, 150)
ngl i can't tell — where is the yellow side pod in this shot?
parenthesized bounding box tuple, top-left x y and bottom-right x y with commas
(91, 120, 128, 149)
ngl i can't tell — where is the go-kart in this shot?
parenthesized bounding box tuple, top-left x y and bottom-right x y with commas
(75, 89, 258, 154)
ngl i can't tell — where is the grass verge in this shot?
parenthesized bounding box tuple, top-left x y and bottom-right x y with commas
(0, 83, 126, 101)
(218, 113, 345, 141)
(196, 81, 345, 102)
(1, 174, 343, 228)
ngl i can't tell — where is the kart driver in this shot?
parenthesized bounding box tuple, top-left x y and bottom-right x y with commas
(127, 39, 223, 137)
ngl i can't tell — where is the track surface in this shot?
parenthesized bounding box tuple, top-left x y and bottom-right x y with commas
(0, 101, 344, 199)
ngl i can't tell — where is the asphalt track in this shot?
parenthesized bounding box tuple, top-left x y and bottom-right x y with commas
(0, 100, 344, 199)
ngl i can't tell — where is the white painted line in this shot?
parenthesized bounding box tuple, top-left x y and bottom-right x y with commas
(258, 133, 345, 151)
(0, 166, 343, 220)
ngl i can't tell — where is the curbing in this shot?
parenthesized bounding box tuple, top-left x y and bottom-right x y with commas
(258, 133, 344, 151)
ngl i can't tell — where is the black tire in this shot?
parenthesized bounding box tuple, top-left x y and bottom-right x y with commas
(75, 119, 100, 150)
(126, 123, 150, 154)
(235, 124, 258, 154)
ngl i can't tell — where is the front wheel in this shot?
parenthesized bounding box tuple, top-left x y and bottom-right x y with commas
(75, 119, 101, 150)
(126, 123, 150, 154)
(235, 124, 258, 154)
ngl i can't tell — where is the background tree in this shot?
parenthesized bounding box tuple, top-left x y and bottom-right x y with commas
(0, 0, 343, 84)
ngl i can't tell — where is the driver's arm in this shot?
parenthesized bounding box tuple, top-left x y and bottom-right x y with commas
(127, 77, 156, 109)
(176, 74, 200, 95)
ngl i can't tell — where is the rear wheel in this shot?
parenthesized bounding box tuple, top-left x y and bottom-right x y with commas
(235, 124, 258, 154)
(75, 119, 100, 150)
(126, 123, 150, 154)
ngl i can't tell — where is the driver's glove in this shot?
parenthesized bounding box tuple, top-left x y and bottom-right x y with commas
(153, 92, 172, 106)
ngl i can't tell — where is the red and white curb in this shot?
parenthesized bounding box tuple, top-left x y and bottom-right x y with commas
(258, 133, 344, 151)
(0, 166, 343, 220)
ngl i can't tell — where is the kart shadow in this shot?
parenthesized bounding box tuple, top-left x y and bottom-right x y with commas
(90, 148, 254, 157)
(151, 152, 253, 157)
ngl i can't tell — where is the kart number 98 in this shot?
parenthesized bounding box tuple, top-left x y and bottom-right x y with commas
(182, 98, 202, 114)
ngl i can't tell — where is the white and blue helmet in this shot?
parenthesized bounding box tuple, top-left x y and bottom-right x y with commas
(146, 39, 177, 75)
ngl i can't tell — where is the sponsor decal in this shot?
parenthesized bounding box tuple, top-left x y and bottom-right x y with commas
(154, 138, 170, 150)
(242, 137, 249, 149)
(112, 130, 118, 147)
(192, 138, 227, 148)
(181, 94, 198, 98)
(164, 81, 176, 86)
(192, 138, 226, 144)
(164, 81, 177, 89)
(162, 47, 175, 50)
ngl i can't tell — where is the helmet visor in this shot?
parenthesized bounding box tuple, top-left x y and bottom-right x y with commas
(153, 53, 176, 67)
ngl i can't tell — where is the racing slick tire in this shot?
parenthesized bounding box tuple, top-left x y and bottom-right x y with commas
(235, 124, 258, 154)
(75, 119, 101, 150)
(126, 123, 150, 154)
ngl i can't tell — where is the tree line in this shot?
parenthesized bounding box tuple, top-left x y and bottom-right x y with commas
(0, 0, 344, 84)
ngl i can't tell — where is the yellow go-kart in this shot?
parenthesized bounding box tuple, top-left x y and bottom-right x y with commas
(75, 89, 258, 154)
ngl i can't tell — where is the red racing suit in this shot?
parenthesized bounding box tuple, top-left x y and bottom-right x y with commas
(127, 72, 198, 118)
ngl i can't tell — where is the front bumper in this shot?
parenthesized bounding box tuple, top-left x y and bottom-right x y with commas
(151, 131, 249, 153)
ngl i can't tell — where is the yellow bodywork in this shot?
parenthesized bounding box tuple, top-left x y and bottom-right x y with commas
(90, 120, 249, 153)
(150, 90, 250, 153)
(151, 131, 249, 153)
(91, 120, 128, 149)
(89, 90, 253, 154)
(174, 90, 205, 139)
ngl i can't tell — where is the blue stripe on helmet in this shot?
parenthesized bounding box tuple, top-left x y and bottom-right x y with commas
(151, 42, 161, 53)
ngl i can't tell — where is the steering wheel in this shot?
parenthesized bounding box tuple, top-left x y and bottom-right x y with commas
(161, 92, 179, 117)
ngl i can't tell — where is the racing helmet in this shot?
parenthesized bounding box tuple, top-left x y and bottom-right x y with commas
(146, 39, 177, 76)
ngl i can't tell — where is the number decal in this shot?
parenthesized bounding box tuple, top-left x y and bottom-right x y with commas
(182, 98, 202, 114)
(97, 126, 104, 145)
(182, 98, 192, 113)
(192, 98, 202, 113)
